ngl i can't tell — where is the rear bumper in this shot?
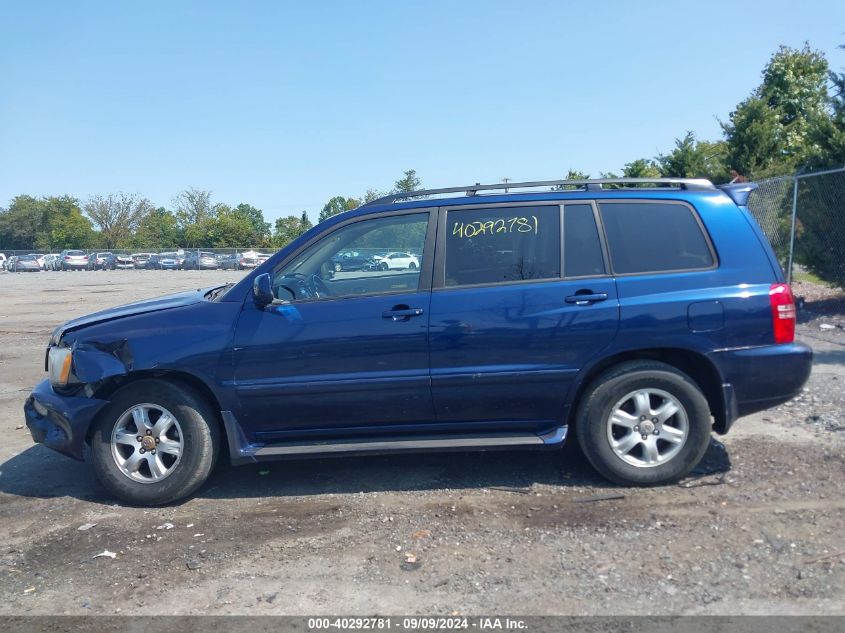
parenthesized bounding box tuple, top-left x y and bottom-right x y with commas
(24, 380, 109, 461)
(710, 342, 813, 432)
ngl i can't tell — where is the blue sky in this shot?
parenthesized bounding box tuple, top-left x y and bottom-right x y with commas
(1, 1, 843, 224)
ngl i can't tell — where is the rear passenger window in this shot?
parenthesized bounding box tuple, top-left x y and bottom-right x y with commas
(599, 202, 714, 274)
(564, 204, 605, 277)
(444, 206, 560, 286)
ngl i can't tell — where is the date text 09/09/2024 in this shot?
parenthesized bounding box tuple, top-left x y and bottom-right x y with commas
(307, 617, 528, 630)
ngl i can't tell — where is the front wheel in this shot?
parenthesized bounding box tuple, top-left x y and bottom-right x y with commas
(575, 360, 712, 486)
(90, 380, 220, 505)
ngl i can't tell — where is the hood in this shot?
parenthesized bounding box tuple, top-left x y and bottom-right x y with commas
(53, 288, 210, 343)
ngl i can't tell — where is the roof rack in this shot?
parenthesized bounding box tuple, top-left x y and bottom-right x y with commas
(364, 177, 716, 206)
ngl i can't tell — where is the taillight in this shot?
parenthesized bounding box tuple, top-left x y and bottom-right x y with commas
(769, 283, 796, 344)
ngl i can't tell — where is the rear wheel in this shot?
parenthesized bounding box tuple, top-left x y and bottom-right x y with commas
(575, 360, 711, 486)
(408, 262, 417, 270)
(91, 380, 220, 505)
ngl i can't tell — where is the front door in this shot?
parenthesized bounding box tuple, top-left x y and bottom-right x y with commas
(232, 210, 436, 439)
(428, 202, 619, 429)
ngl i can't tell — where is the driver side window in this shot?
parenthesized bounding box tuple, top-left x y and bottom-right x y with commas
(273, 213, 428, 301)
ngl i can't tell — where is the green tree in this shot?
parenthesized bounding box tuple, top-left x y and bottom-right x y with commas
(135, 207, 182, 248)
(806, 43, 845, 168)
(0, 195, 94, 250)
(273, 213, 312, 247)
(0, 195, 48, 249)
(552, 169, 590, 190)
(233, 203, 271, 245)
(656, 132, 730, 182)
(393, 169, 422, 193)
(363, 188, 387, 203)
(48, 208, 98, 249)
(84, 192, 154, 248)
(209, 204, 264, 247)
(319, 196, 360, 223)
(622, 158, 662, 178)
(174, 189, 219, 230)
(174, 189, 222, 247)
(723, 44, 830, 177)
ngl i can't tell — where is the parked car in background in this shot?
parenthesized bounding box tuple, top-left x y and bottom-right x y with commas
(59, 250, 89, 271)
(42, 253, 61, 270)
(10, 254, 41, 272)
(181, 251, 219, 270)
(147, 253, 180, 270)
(329, 251, 374, 272)
(219, 252, 259, 270)
(87, 252, 115, 270)
(0, 253, 7, 271)
(242, 250, 271, 265)
(131, 253, 154, 269)
(114, 254, 134, 269)
(372, 251, 419, 270)
(26, 254, 46, 269)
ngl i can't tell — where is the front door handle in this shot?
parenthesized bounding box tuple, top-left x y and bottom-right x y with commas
(382, 306, 424, 321)
(565, 292, 608, 306)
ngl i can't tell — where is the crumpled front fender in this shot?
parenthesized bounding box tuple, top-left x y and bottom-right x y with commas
(70, 338, 133, 383)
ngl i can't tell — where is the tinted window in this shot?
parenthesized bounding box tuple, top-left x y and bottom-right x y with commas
(274, 213, 427, 301)
(564, 204, 605, 277)
(444, 206, 560, 286)
(599, 202, 714, 274)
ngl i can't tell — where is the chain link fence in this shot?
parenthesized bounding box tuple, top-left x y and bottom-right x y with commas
(746, 166, 845, 289)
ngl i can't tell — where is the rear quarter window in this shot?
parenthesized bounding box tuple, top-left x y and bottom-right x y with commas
(599, 201, 715, 274)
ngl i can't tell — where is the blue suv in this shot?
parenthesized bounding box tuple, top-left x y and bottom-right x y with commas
(24, 178, 812, 505)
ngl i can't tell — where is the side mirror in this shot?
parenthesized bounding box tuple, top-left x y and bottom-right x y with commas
(253, 273, 274, 308)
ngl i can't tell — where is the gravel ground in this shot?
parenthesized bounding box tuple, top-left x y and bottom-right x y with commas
(0, 270, 843, 615)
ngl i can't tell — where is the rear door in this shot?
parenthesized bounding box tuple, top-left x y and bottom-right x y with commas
(428, 202, 619, 429)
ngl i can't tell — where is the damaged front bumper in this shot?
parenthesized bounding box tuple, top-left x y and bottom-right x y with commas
(24, 379, 110, 461)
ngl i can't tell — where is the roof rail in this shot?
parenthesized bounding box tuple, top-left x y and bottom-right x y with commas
(364, 177, 716, 206)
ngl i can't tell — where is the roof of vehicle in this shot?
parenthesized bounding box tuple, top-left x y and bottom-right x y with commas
(352, 177, 736, 217)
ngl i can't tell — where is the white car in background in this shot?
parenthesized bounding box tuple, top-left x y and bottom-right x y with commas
(0, 253, 6, 271)
(372, 251, 420, 271)
(43, 253, 61, 270)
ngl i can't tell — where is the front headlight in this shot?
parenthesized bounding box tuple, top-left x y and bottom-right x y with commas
(48, 346, 74, 386)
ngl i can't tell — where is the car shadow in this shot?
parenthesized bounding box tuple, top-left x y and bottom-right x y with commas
(809, 348, 845, 365)
(0, 437, 732, 506)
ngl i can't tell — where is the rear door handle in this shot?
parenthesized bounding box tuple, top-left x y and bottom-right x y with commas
(565, 292, 608, 305)
(382, 307, 424, 321)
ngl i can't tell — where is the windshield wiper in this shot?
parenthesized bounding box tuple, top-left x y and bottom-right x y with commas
(206, 283, 235, 301)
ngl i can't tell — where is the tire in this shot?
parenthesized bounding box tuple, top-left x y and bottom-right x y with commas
(334, 262, 342, 272)
(90, 379, 220, 505)
(380, 262, 389, 271)
(408, 262, 417, 270)
(574, 360, 711, 486)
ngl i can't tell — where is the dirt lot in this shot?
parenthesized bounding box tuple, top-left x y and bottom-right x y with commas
(0, 270, 843, 616)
